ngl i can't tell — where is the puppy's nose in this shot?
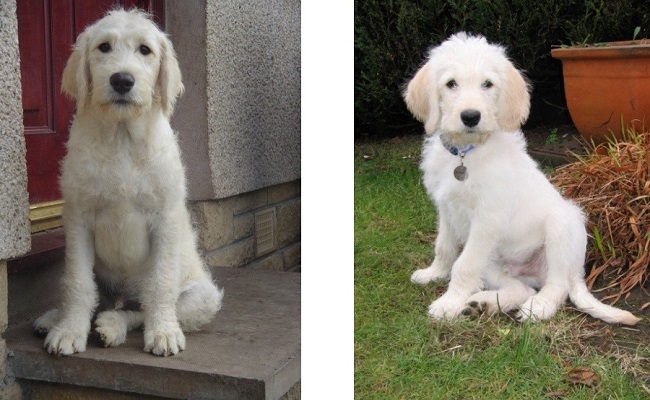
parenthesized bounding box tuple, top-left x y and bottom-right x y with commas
(110, 72, 135, 95)
(460, 109, 481, 127)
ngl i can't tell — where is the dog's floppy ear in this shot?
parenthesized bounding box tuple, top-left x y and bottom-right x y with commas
(62, 30, 91, 108)
(403, 62, 440, 135)
(157, 33, 184, 118)
(497, 65, 530, 131)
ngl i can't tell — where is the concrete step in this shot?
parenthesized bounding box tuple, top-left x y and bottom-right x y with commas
(5, 267, 300, 400)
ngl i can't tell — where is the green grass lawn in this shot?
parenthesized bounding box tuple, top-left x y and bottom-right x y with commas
(354, 135, 649, 399)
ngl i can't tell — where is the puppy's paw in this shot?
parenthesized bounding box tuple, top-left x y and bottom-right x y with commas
(95, 311, 128, 347)
(33, 309, 61, 336)
(463, 291, 506, 317)
(411, 267, 443, 285)
(461, 301, 487, 318)
(44, 325, 88, 356)
(516, 296, 557, 322)
(427, 296, 466, 320)
(144, 325, 186, 356)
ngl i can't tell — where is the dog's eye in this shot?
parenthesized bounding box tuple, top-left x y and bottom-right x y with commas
(139, 45, 152, 55)
(482, 80, 494, 89)
(446, 79, 457, 89)
(98, 43, 111, 53)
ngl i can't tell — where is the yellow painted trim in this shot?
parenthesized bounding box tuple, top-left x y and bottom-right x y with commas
(29, 200, 64, 233)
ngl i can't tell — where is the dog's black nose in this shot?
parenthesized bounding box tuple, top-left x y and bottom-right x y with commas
(460, 109, 481, 127)
(110, 72, 135, 95)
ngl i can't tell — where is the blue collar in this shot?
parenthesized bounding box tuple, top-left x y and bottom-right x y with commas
(440, 135, 475, 156)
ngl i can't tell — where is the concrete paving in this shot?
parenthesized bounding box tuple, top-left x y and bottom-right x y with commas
(5, 267, 300, 400)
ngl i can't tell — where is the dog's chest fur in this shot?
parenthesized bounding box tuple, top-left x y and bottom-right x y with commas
(420, 131, 551, 249)
(61, 113, 185, 275)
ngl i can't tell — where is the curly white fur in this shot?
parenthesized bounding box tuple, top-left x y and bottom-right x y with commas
(403, 33, 639, 325)
(33, 9, 224, 356)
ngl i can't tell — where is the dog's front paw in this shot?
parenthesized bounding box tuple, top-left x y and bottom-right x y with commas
(144, 325, 186, 356)
(95, 311, 128, 347)
(44, 325, 88, 356)
(411, 267, 447, 285)
(427, 295, 466, 320)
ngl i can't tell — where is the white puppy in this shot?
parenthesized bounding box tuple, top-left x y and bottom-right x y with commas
(34, 9, 224, 356)
(403, 33, 639, 325)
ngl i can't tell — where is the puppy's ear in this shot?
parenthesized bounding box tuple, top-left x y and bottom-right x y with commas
(61, 31, 91, 108)
(157, 34, 184, 118)
(497, 65, 530, 131)
(403, 62, 439, 135)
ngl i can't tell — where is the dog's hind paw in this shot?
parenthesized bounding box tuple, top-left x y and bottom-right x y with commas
(515, 296, 557, 322)
(461, 301, 486, 318)
(95, 310, 128, 347)
(33, 309, 61, 336)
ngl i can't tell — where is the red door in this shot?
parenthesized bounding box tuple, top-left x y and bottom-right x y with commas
(18, 0, 164, 206)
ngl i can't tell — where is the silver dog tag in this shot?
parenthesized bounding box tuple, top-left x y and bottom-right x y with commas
(453, 165, 467, 181)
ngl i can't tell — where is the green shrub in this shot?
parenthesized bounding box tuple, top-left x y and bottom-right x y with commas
(563, 0, 649, 45)
(354, 0, 649, 138)
(354, 1, 448, 137)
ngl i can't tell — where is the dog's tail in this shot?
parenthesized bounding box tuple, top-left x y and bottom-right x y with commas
(568, 278, 640, 325)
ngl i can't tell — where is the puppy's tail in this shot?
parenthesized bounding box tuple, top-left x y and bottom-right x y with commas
(568, 279, 640, 325)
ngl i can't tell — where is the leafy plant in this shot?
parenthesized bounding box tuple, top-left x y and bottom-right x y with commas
(546, 128, 559, 144)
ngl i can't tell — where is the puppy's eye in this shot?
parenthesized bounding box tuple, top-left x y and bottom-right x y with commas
(482, 80, 494, 89)
(98, 43, 111, 53)
(139, 45, 152, 55)
(446, 79, 457, 89)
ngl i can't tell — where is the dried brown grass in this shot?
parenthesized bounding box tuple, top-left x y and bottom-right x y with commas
(550, 130, 650, 304)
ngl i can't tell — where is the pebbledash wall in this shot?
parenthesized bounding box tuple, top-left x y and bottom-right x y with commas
(0, 1, 31, 398)
(167, 0, 301, 272)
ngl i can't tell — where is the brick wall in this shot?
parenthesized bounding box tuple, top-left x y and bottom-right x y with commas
(189, 180, 301, 272)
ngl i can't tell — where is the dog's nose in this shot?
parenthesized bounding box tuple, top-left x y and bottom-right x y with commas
(460, 109, 481, 127)
(110, 72, 135, 95)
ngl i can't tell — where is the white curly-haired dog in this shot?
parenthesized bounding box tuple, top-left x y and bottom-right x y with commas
(403, 33, 639, 325)
(33, 9, 224, 356)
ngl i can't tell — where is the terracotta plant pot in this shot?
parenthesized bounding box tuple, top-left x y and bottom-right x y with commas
(551, 39, 650, 144)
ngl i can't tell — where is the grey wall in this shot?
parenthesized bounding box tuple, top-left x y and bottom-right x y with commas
(166, 1, 214, 200)
(0, 0, 30, 260)
(1, 1, 29, 396)
(168, 0, 301, 201)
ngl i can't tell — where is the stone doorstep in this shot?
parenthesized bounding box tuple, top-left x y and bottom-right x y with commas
(4, 267, 301, 400)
